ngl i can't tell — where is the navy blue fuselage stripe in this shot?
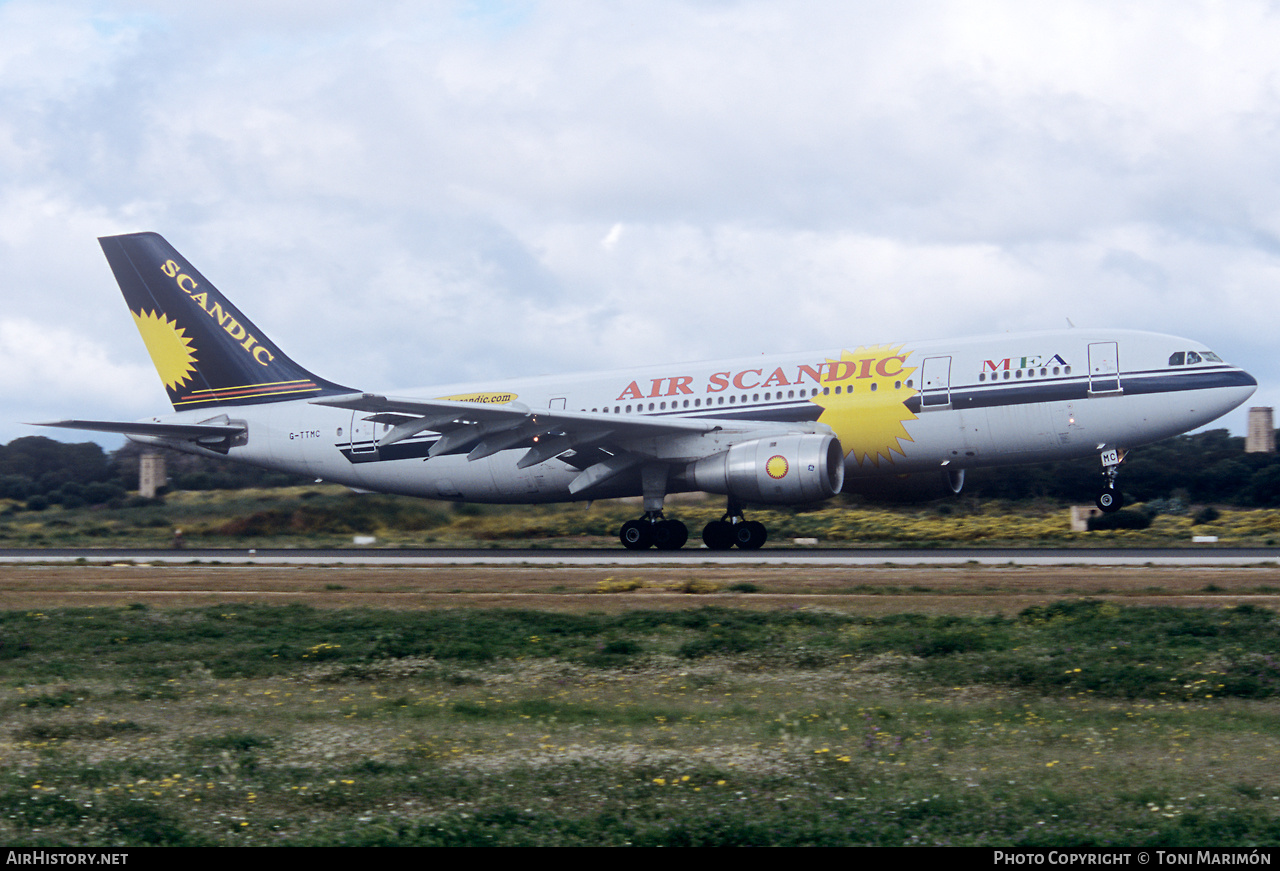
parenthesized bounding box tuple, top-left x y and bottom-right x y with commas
(904, 368, 1254, 413)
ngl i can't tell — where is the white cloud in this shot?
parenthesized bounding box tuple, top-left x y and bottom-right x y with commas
(2, 0, 1278, 447)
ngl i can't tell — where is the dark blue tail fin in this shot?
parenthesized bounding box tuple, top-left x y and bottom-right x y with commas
(100, 232, 354, 410)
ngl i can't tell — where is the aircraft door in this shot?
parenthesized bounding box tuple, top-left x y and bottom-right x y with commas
(1088, 342, 1121, 394)
(919, 356, 952, 409)
(349, 412, 379, 456)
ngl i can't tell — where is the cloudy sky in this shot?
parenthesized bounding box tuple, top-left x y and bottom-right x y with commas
(3, 0, 1278, 448)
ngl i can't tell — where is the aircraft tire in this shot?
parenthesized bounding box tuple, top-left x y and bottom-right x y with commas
(653, 519, 689, 550)
(1095, 489, 1124, 513)
(702, 520, 735, 550)
(620, 520, 654, 549)
(734, 520, 768, 550)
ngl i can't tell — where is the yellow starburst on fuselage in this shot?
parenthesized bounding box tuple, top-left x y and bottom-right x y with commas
(131, 309, 198, 392)
(810, 344, 918, 467)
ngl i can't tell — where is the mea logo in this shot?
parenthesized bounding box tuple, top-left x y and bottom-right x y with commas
(160, 259, 275, 367)
(981, 353, 1069, 373)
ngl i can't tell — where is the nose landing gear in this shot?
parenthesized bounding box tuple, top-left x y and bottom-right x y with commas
(1095, 448, 1126, 513)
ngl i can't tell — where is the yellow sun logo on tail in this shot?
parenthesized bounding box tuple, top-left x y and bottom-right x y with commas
(810, 344, 918, 466)
(131, 309, 198, 391)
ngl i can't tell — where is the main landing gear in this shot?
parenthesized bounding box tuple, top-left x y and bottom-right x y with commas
(618, 511, 768, 550)
(1095, 447, 1126, 513)
(619, 514, 689, 550)
(619, 463, 690, 550)
(616, 466, 768, 550)
(701, 498, 767, 550)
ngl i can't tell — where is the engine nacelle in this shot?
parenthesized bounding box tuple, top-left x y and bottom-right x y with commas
(687, 433, 845, 504)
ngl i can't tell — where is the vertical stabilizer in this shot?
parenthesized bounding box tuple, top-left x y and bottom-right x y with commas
(100, 232, 354, 410)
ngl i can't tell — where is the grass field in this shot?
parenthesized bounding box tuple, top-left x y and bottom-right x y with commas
(5, 485, 1280, 549)
(4, 489, 1279, 845)
(0, 591, 1277, 846)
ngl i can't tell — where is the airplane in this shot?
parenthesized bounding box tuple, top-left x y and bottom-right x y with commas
(38, 232, 1258, 549)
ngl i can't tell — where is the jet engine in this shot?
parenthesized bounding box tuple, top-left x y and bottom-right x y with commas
(686, 432, 844, 503)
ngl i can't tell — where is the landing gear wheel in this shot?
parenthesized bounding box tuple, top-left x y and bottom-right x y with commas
(1096, 488, 1124, 513)
(620, 519, 653, 550)
(733, 520, 767, 550)
(1096, 448, 1126, 514)
(652, 519, 689, 550)
(702, 520, 735, 550)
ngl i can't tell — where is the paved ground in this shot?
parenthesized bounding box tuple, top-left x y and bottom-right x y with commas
(3, 545, 1280, 565)
(2, 561, 1278, 614)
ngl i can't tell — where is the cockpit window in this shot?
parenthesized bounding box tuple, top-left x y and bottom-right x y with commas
(1170, 350, 1221, 366)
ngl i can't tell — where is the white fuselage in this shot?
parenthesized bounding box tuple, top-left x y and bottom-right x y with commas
(134, 328, 1257, 503)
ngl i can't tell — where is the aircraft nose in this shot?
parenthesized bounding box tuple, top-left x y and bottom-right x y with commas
(1227, 367, 1258, 410)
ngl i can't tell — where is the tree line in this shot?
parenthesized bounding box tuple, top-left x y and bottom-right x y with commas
(0, 437, 309, 509)
(2, 428, 1280, 510)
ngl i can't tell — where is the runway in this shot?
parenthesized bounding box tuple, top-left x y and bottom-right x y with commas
(2, 545, 1279, 565)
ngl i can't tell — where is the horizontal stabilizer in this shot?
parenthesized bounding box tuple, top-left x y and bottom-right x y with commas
(33, 419, 245, 439)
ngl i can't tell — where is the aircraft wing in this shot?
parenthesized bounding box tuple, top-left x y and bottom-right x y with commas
(312, 392, 824, 492)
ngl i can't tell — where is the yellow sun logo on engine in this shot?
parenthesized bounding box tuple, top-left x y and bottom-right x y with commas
(810, 344, 918, 466)
(131, 309, 198, 391)
(766, 455, 789, 479)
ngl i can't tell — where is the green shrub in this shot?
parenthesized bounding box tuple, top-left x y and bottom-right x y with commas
(1087, 509, 1152, 531)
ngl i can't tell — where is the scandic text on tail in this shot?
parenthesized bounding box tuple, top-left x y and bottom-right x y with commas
(100, 232, 352, 410)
